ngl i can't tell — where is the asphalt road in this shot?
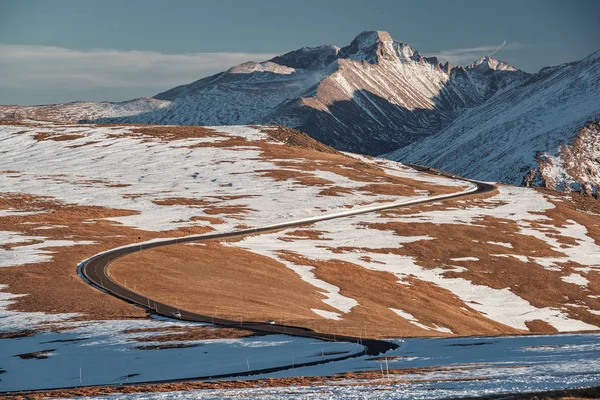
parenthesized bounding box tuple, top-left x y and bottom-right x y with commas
(79, 165, 495, 380)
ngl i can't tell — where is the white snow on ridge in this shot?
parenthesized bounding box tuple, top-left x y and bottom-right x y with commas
(311, 309, 342, 320)
(450, 257, 479, 262)
(488, 241, 513, 248)
(389, 308, 453, 334)
(562, 273, 589, 287)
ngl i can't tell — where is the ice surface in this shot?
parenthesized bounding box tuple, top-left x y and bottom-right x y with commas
(70, 333, 600, 399)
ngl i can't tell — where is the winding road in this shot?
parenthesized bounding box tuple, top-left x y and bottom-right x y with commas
(79, 165, 495, 382)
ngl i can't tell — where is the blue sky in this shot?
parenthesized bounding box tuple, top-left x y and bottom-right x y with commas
(1, 0, 599, 105)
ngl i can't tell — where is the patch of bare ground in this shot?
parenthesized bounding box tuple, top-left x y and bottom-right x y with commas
(255, 169, 335, 186)
(126, 326, 254, 342)
(33, 132, 86, 142)
(110, 125, 225, 142)
(257, 125, 340, 155)
(319, 186, 355, 196)
(65, 140, 102, 148)
(537, 187, 600, 215)
(190, 215, 226, 225)
(151, 196, 259, 221)
(108, 241, 344, 326)
(13, 350, 54, 360)
(203, 205, 255, 216)
(281, 230, 331, 241)
(0, 330, 35, 339)
(152, 197, 211, 207)
(0, 192, 214, 323)
(356, 183, 415, 197)
(74, 178, 131, 189)
(2, 364, 544, 399)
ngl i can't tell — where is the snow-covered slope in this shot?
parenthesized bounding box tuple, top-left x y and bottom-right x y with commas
(0, 97, 171, 123)
(386, 50, 600, 196)
(0, 31, 528, 155)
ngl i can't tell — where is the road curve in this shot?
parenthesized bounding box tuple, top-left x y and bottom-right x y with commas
(79, 165, 495, 381)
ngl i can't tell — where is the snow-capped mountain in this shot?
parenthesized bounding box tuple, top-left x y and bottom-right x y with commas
(2, 31, 598, 195)
(139, 31, 528, 154)
(0, 31, 528, 155)
(385, 50, 600, 196)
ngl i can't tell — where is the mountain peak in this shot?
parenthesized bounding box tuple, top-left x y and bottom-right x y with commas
(469, 56, 518, 71)
(341, 31, 396, 63)
(270, 45, 340, 70)
(396, 42, 415, 59)
(353, 31, 394, 48)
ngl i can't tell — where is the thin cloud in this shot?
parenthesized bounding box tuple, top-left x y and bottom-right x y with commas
(431, 41, 523, 66)
(0, 44, 278, 90)
(488, 39, 507, 57)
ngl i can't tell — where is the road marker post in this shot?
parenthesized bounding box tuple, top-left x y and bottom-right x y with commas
(385, 357, 390, 381)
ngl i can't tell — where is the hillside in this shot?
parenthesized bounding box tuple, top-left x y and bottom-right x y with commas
(385, 51, 600, 197)
(1, 122, 599, 338)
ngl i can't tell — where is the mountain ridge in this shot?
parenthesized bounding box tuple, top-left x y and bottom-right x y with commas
(121, 31, 529, 154)
(0, 31, 528, 153)
(385, 48, 600, 197)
